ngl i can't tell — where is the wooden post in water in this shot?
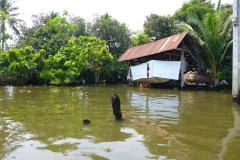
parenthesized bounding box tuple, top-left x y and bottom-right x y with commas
(232, 0, 240, 103)
(110, 93, 122, 120)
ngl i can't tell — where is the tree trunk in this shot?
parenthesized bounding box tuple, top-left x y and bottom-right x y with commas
(1, 21, 5, 51)
(94, 71, 100, 85)
(211, 64, 217, 86)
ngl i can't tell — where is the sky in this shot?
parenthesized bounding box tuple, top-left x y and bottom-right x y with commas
(15, 0, 233, 31)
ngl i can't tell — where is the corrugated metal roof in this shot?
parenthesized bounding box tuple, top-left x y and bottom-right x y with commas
(118, 32, 188, 62)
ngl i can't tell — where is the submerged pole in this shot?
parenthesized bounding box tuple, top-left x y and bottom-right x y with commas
(110, 93, 122, 120)
(232, 0, 240, 103)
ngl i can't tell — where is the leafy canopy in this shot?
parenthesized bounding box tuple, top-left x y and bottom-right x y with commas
(177, 0, 233, 85)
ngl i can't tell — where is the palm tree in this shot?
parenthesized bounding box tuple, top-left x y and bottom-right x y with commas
(177, 0, 232, 86)
(0, 0, 22, 50)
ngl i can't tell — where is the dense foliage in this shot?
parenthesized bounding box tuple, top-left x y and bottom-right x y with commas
(131, 30, 153, 47)
(0, 0, 233, 86)
(143, 14, 174, 40)
(58, 36, 113, 84)
(172, 0, 214, 23)
(177, 0, 233, 85)
(89, 13, 131, 83)
(17, 14, 77, 57)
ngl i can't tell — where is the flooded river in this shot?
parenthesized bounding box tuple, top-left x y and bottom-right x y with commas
(0, 85, 240, 160)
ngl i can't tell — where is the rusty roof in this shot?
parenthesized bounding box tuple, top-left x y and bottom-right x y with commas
(118, 32, 189, 62)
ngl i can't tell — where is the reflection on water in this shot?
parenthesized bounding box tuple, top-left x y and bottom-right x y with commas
(127, 90, 180, 124)
(3, 127, 158, 160)
(218, 106, 240, 160)
(0, 86, 240, 160)
(5, 86, 14, 99)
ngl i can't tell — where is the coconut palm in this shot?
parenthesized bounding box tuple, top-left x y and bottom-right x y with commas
(0, 0, 22, 50)
(177, 0, 232, 86)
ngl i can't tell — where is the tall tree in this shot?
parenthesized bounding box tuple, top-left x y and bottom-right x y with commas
(90, 13, 131, 57)
(16, 11, 59, 47)
(69, 15, 88, 37)
(16, 14, 77, 56)
(172, 0, 213, 23)
(78, 36, 113, 84)
(172, 0, 214, 33)
(143, 14, 174, 40)
(90, 13, 131, 83)
(177, 0, 232, 86)
(131, 30, 153, 47)
(0, 0, 22, 50)
(31, 11, 59, 28)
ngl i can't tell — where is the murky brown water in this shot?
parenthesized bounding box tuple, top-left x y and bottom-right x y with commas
(0, 85, 240, 160)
